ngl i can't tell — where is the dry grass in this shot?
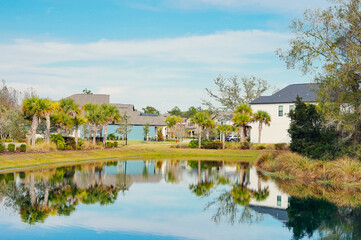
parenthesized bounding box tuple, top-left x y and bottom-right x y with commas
(82, 140, 103, 150)
(256, 151, 361, 184)
(28, 142, 57, 152)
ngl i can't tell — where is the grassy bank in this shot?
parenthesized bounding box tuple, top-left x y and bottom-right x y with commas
(256, 151, 361, 184)
(0, 141, 262, 171)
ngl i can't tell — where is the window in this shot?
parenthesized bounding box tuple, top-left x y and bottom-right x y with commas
(289, 105, 295, 112)
(277, 196, 282, 207)
(278, 105, 283, 117)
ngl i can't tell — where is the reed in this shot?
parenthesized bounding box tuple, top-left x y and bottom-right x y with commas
(256, 151, 361, 184)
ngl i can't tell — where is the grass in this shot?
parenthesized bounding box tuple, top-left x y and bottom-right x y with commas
(256, 151, 361, 184)
(0, 140, 262, 171)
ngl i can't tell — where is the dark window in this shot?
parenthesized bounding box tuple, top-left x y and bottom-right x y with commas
(278, 105, 283, 117)
(277, 195, 282, 207)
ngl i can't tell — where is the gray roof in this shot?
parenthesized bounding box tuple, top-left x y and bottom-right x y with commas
(250, 83, 317, 104)
(111, 103, 167, 126)
(67, 94, 166, 126)
(68, 94, 110, 106)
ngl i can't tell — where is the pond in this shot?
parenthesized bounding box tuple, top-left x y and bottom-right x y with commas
(0, 159, 360, 239)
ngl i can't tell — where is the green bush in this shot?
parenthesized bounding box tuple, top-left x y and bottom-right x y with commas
(57, 140, 66, 151)
(188, 140, 199, 148)
(106, 142, 113, 148)
(107, 133, 117, 140)
(77, 139, 84, 150)
(50, 134, 65, 144)
(258, 144, 266, 150)
(97, 142, 104, 147)
(4, 139, 12, 143)
(8, 144, 15, 152)
(113, 141, 118, 147)
(0, 144, 5, 153)
(240, 142, 252, 150)
(19, 144, 26, 152)
(275, 143, 288, 150)
(203, 141, 222, 149)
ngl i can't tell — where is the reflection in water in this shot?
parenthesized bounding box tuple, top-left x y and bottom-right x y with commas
(0, 160, 360, 239)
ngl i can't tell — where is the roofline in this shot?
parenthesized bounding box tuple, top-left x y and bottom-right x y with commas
(250, 100, 317, 105)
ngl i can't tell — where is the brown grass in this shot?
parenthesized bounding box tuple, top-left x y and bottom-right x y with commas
(28, 142, 57, 152)
(256, 151, 361, 184)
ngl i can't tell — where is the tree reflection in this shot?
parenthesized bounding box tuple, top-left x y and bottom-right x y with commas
(0, 164, 120, 225)
(189, 160, 214, 197)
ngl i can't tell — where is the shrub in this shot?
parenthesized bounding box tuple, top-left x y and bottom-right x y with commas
(188, 140, 199, 148)
(35, 138, 44, 144)
(66, 145, 73, 150)
(113, 141, 118, 147)
(5, 139, 12, 143)
(8, 144, 15, 152)
(254, 144, 266, 150)
(50, 134, 65, 144)
(203, 141, 222, 149)
(62, 137, 76, 149)
(106, 142, 113, 148)
(225, 142, 241, 150)
(0, 143, 5, 153)
(97, 142, 104, 147)
(240, 142, 252, 149)
(57, 140, 66, 151)
(19, 144, 26, 152)
(107, 133, 117, 140)
(77, 139, 84, 150)
(275, 143, 288, 150)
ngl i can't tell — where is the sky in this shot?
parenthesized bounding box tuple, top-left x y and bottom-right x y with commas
(0, 0, 330, 112)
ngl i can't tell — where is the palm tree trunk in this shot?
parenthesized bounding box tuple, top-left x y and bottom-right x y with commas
(31, 115, 39, 147)
(30, 173, 36, 207)
(222, 132, 225, 149)
(198, 127, 202, 149)
(93, 124, 97, 144)
(103, 123, 108, 147)
(258, 122, 262, 144)
(45, 113, 50, 142)
(241, 126, 246, 143)
(88, 123, 92, 140)
(99, 125, 103, 138)
(206, 129, 209, 140)
(74, 126, 79, 149)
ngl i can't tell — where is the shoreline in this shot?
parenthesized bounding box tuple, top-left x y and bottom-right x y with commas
(0, 142, 261, 172)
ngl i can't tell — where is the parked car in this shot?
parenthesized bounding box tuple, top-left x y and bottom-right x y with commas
(226, 135, 239, 142)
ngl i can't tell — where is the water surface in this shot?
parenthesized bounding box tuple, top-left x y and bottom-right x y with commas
(0, 160, 360, 239)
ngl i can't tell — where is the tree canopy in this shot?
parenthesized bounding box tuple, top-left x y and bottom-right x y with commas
(142, 106, 160, 116)
(204, 75, 270, 111)
(277, 0, 361, 143)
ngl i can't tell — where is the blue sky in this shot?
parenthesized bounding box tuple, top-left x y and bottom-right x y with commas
(0, 0, 329, 112)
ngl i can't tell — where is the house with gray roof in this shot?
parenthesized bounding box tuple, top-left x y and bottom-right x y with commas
(249, 83, 317, 143)
(67, 93, 167, 140)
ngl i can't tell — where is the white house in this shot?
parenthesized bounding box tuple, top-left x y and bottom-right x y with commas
(249, 83, 317, 143)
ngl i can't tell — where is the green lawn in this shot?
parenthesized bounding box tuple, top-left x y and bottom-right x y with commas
(0, 141, 263, 172)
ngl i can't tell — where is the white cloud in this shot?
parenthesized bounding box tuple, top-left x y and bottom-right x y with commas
(0, 30, 292, 112)
(164, 0, 330, 13)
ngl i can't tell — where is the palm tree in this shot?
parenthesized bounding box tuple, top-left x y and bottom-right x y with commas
(84, 103, 101, 144)
(71, 112, 87, 148)
(43, 100, 58, 142)
(191, 111, 212, 149)
(100, 104, 120, 147)
(217, 124, 233, 149)
(233, 104, 253, 143)
(253, 110, 271, 144)
(165, 115, 182, 139)
(204, 118, 216, 140)
(22, 96, 48, 146)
